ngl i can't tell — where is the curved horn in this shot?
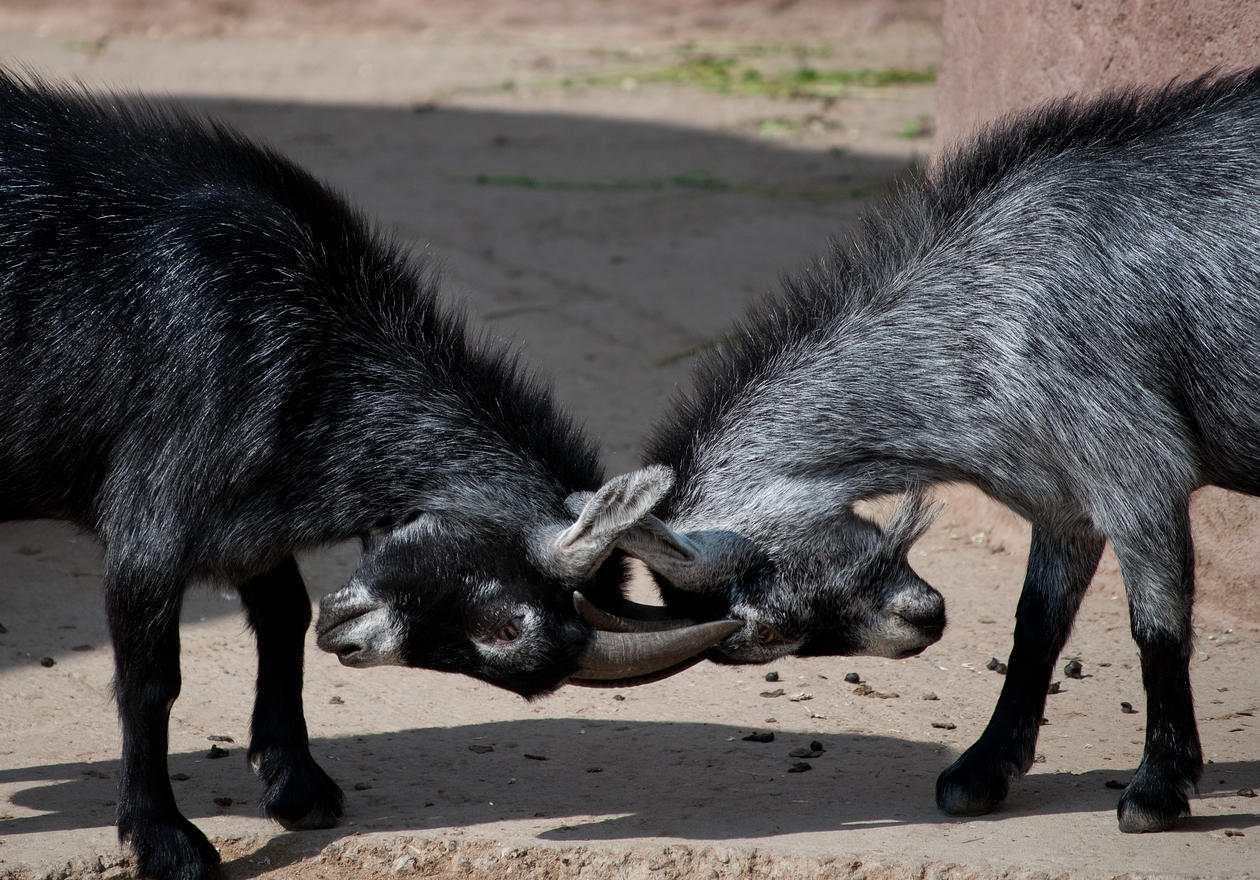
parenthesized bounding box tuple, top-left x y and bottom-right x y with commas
(572, 591, 688, 633)
(569, 619, 739, 687)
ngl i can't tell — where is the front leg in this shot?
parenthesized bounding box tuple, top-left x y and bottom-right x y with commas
(1109, 508, 1201, 832)
(239, 556, 343, 829)
(105, 562, 221, 880)
(937, 527, 1104, 816)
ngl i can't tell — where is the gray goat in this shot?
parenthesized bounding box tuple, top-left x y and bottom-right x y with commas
(623, 69, 1260, 833)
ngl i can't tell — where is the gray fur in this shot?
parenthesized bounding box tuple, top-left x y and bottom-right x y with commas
(635, 70, 1260, 832)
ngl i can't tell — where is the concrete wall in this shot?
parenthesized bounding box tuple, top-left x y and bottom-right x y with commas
(936, 0, 1260, 148)
(933, 0, 1260, 625)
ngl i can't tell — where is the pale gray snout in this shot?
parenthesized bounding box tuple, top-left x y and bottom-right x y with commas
(878, 581, 946, 658)
(315, 584, 404, 667)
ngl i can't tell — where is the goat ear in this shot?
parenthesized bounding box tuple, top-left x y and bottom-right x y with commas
(535, 466, 675, 581)
(617, 514, 698, 566)
(883, 487, 940, 557)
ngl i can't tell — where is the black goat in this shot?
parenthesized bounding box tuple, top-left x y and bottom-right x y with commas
(0, 72, 724, 880)
(624, 70, 1260, 833)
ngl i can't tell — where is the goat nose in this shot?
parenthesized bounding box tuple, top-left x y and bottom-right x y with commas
(890, 585, 946, 633)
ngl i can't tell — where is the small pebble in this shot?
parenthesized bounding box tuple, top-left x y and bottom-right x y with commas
(1105, 779, 1127, 790)
(787, 762, 812, 773)
(71, 644, 94, 652)
(329, 695, 345, 705)
(1224, 829, 1245, 838)
(986, 657, 1007, 675)
(523, 753, 548, 761)
(922, 692, 939, 701)
(40, 657, 55, 668)
(743, 731, 775, 743)
(213, 796, 233, 807)
(788, 692, 813, 702)
(844, 672, 861, 684)
(0, 621, 7, 634)
(760, 688, 785, 698)
(764, 671, 780, 682)
(1120, 701, 1138, 714)
(1064, 659, 1084, 679)
(353, 782, 372, 791)
(809, 740, 825, 752)
(206, 745, 230, 760)
(170, 773, 190, 782)
(789, 747, 823, 759)
(207, 735, 234, 743)
(613, 694, 626, 701)
(932, 721, 957, 730)
(1239, 788, 1257, 798)
(1047, 681, 1062, 695)
(468, 744, 495, 754)
(585, 767, 603, 773)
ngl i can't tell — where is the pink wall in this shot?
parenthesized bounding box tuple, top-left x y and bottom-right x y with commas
(934, 0, 1260, 624)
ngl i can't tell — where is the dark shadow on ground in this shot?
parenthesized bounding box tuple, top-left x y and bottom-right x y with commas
(3, 719, 1257, 873)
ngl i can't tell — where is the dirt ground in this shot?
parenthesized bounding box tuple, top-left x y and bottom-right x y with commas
(0, 2, 1256, 879)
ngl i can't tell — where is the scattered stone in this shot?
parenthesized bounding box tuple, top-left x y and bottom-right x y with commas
(764, 671, 780, 682)
(760, 688, 785, 698)
(353, 782, 372, 791)
(207, 735, 234, 743)
(853, 683, 900, 698)
(1224, 829, 1246, 838)
(787, 762, 812, 773)
(810, 740, 825, 752)
(789, 747, 823, 759)
(922, 692, 939, 701)
(0, 622, 7, 634)
(788, 692, 813, 702)
(1033, 754, 1047, 763)
(844, 672, 861, 684)
(1105, 779, 1127, 790)
(585, 767, 603, 773)
(206, 745, 230, 760)
(613, 694, 626, 701)
(1064, 659, 1084, 679)
(393, 855, 418, 875)
(523, 753, 548, 761)
(1047, 681, 1062, 695)
(1120, 701, 1138, 714)
(170, 773, 190, 781)
(743, 731, 775, 743)
(329, 695, 345, 705)
(986, 657, 1008, 675)
(213, 796, 233, 807)
(39, 656, 55, 668)
(764, 717, 778, 724)
(71, 644, 94, 652)
(932, 721, 957, 730)
(468, 744, 495, 754)
(1239, 788, 1257, 798)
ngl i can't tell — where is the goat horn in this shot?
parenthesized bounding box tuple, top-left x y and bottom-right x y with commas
(569, 618, 739, 688)
(572, 591, 692, 633)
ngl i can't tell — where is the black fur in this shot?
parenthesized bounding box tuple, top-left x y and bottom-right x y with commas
(0, 71, 614, 880)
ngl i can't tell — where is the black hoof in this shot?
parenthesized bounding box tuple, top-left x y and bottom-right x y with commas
(1117, 780, 1191, 833)
(121, 813, 221, 880)
(936, 754, 1011, 817)
(253, 746, 345, 830)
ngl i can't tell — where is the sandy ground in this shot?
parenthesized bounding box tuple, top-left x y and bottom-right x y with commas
(0, 2, 1256, 878)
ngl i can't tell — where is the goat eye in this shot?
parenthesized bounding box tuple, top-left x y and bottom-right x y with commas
(496, 618, 522, 642)
(756, 624, 777, 645)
